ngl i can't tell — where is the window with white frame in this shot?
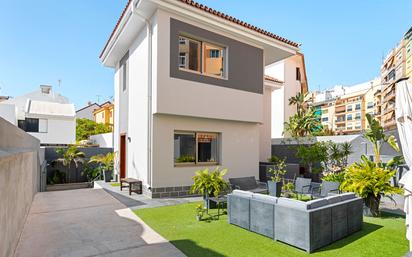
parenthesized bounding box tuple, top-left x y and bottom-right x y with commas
(174, 131, 219, 165)
(178, 35, 226, 78)
(120, 52, 129, 92)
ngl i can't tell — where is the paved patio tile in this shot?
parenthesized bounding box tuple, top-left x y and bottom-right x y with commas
(13, 188, 186, 257)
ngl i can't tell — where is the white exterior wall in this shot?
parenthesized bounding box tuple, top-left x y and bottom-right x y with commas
(0, 103, 17, 125)
(28, 117, 75, 145)
(90, 132, 113, 148)
(260, 86, 273, 161)
(152, 114, 260, 187)
(266, 56, 302, 138)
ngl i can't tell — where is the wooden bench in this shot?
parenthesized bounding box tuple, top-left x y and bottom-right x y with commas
(120, 178, 142, 195)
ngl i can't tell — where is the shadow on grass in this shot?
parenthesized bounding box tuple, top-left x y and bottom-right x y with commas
(171, 239, 227, 257)
(316, 221, 383, 252)
(103, 188, 146, 208)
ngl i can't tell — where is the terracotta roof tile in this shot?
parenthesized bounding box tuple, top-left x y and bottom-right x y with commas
(100, 0, 300, 58)
(264, 75, 283, 84)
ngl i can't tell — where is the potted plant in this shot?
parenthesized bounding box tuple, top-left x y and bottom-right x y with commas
(190, 167, 229, 209)
(341, 114, 404, 216)
(81, 164, 102, 187)
(195, 204, 206, 221)
(295, 142, 329, 179)
(341, 156, 402, 216)
(282, 181, 295, 198)
(89, 152, 114, 182)
(267, 156, 287, 197)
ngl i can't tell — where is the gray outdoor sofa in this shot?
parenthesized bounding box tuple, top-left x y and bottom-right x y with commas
(228, 190, 363, 253)
(228, 176, 268, 194)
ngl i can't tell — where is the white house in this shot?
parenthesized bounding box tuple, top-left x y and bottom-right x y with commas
(100, 0, 306, 198)
(76, 102, 101, 120)
(0, 85, 76, 145)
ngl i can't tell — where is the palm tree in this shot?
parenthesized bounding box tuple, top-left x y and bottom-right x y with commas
(288, 92, 307, 115)
(56, 146, 85, 183)
(364, 114, 399, 163)
(89, 152, 114, 181)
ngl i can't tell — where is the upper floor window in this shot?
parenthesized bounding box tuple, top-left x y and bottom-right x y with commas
(355, 113, 361, 120)
(355, 103, 361, 110)
(347, 114, 352, 121)
(347, 105, 352, 112)
(367, 102, 374, 109)
(178, 36, 226, 78)
(120, 52, 129, 92)
(18, 118, 47, 133)
(296, 67, 301, 81)
(322, 117, 328, 122)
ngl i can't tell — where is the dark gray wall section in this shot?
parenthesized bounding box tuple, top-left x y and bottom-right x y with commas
(170, 18, 264, 94)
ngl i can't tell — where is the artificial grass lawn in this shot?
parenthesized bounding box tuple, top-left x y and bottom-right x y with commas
(110, 182, 120, 187)
(134, 202, 408, 257)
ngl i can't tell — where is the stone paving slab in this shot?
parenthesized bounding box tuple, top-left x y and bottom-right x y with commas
(13, 188, 186, 257)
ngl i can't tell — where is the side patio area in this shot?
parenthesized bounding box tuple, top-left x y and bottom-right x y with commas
(13, 188, 187, 257)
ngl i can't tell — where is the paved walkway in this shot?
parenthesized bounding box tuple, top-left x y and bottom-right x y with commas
(14, 188, 187, 257)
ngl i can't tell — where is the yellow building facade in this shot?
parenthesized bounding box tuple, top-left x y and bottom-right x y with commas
(93, 101, 114, 126)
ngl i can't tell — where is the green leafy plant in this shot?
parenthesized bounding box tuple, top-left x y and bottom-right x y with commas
(190, 167, 229, 197)
(195, 204, 206, 221)
(322, 171, 346, 183)
(295, 142, 329, 174)
(76, 118, 112, 141)
(267, 156, 287, 182)
(47, 170, 66, 185)
(81, 164, 102, 182)
(176, 155, 196, 163)
(55, 146, 85, 183)
(89, 152, 114, 173)
(283, 93, 323, 137)
(364, 114, 400, 163)
(282, 181, 295, 192)
(341, 156, 403, 217)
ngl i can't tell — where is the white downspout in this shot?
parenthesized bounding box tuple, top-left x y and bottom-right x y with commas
(132, 0, 153, 190)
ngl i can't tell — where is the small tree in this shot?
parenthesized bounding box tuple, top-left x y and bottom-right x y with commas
(295, 142, 329, 174)
(56, 146, 85, 183)
(364, 114, 400, 163)
(267, 156, 287, 182)
(76, 118, 112, 141)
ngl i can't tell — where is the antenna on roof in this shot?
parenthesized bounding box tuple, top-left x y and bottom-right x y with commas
(96, 95, 102, 104)
(58, 79, 62, 87)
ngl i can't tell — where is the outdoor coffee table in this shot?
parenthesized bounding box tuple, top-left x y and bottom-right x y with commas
(207, 195, 227, 219)
(120, 178, 142, 195)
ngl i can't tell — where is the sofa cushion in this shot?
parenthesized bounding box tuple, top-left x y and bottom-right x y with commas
(229, 177, 258, 190)
(306, 198, 329, 209)
(277, 197, 308, 210)
(232, 190, 253, 198)
(252, 193, 277, 204)
(325, 195, 342, 204)
(340, 192, 356, 201)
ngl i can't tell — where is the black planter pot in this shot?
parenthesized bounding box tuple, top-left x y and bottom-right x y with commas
(103, 170, 112, 182)
(203, 195, 217, 209)
(268, 181, 283, 197)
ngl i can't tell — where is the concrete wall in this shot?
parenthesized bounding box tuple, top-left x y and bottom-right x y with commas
(0, 117, 41, 257)
(0, 103, 17, 125)
(90, 132, 113, 148)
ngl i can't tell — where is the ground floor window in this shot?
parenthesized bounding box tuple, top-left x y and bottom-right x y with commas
(17, 118, 48, 133)
(174, 131, 219, 165)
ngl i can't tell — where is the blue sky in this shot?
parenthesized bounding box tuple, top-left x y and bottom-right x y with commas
(0, 0, 411, 108)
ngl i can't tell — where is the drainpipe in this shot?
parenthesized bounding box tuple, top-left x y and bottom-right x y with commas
(132, 0, 153, 190)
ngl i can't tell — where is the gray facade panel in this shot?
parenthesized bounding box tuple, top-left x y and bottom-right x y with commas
(170, 18, 264, 94)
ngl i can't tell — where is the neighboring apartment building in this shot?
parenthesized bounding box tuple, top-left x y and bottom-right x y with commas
(76, 102, 101, 120)
(0, 85, 76, 145)
(377, 27, 410, 131)
(309, 79, 379, 134)
(93, 101, 114, 126)
(405, 27, 412, 82)
(100, 0, 305, 197)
